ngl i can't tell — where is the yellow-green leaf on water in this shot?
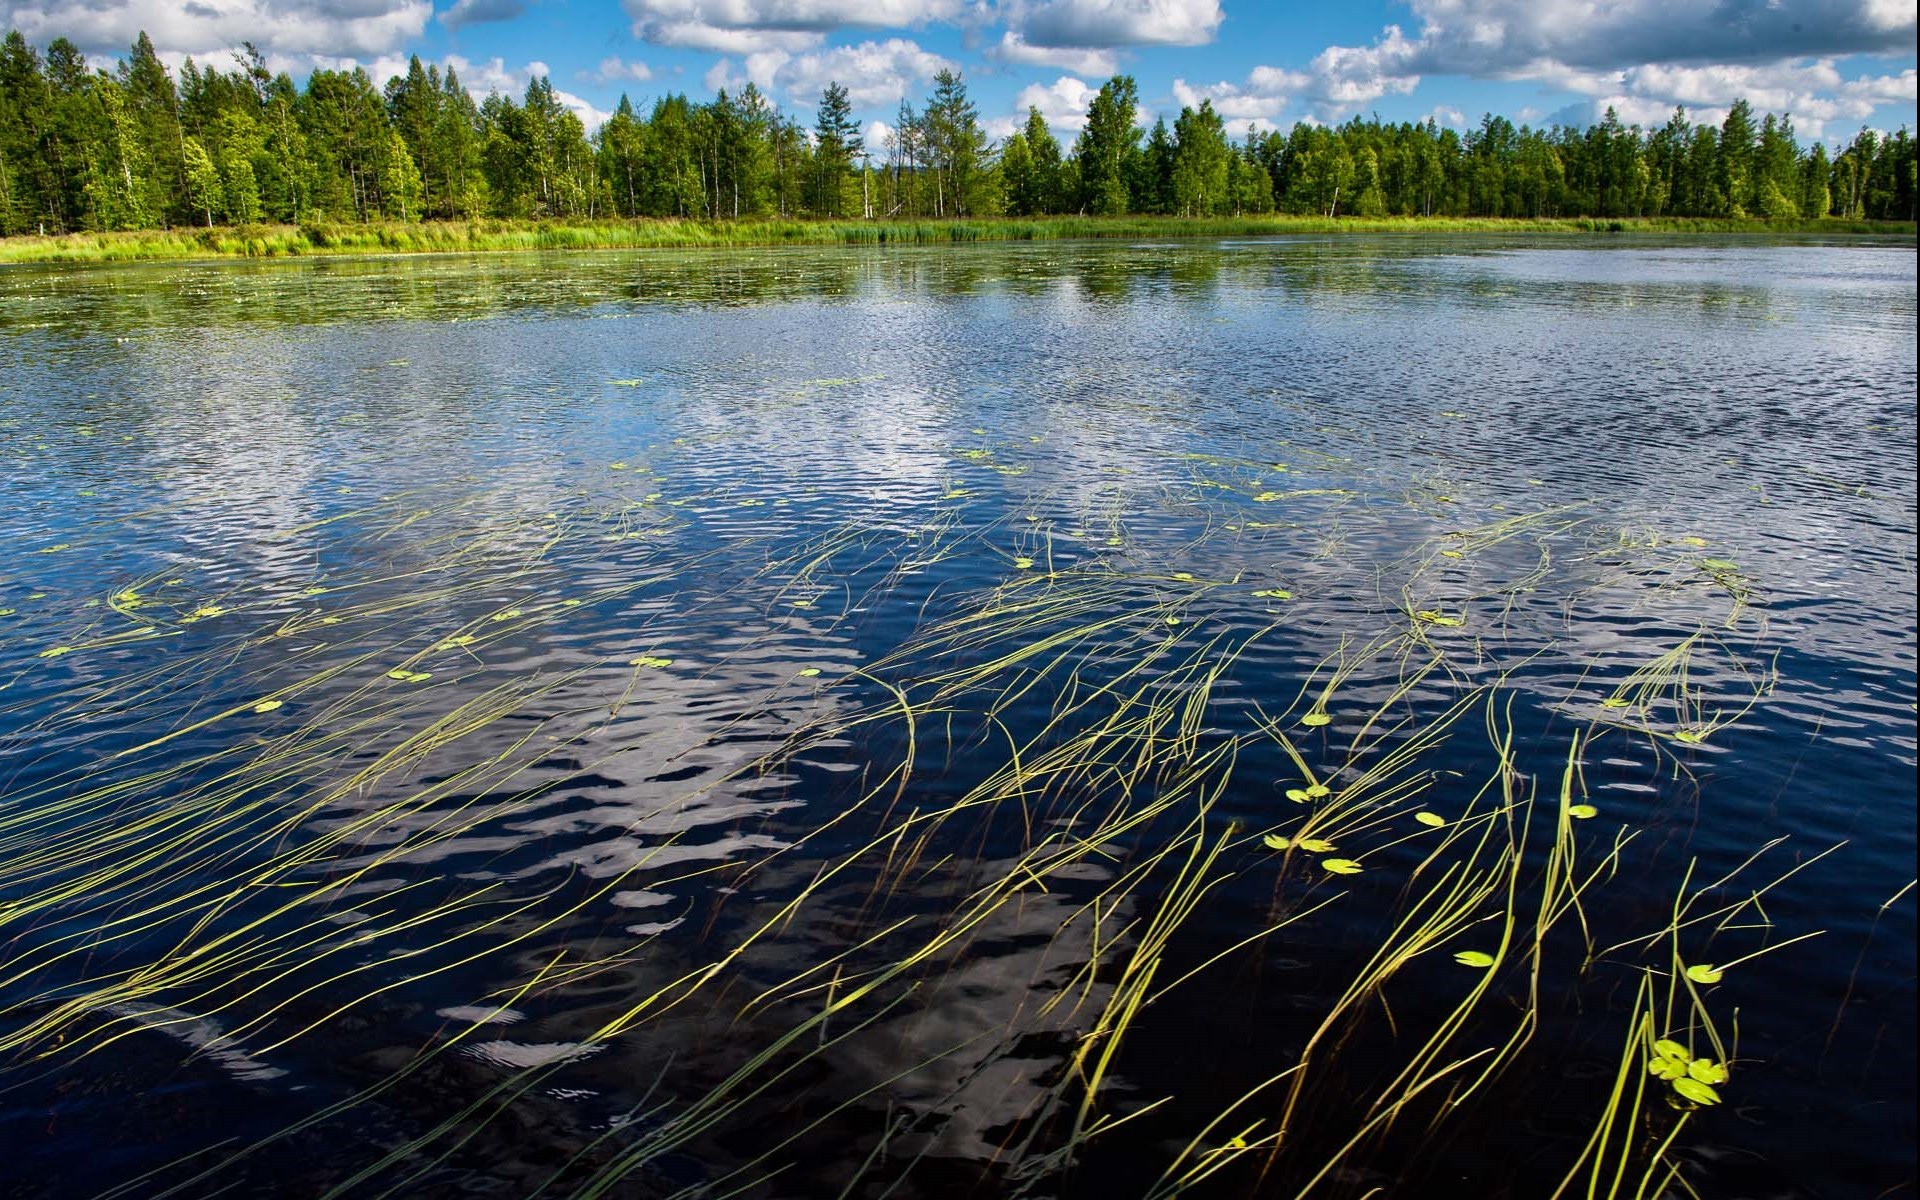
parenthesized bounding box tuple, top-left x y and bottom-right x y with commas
(1454, 950, 1496, 968)
(1672, 728, 1706, 744)
(1414, 609, 1462, 626)
(1321, 858, 1362, 875)
(1680, 536, 1708, 547)
(1684, 963, 1724, 984)
(192, 605, 226, 619)
(1671, 1077, 1721, 1105)
(1601, 697, 1631, 708)
(1013, 557, 1034, 569)
(1687, 1059, 1728, 1085)
(387, 668, 414, 680)
(1284, 788, 1310, 803)
(1262, 834, 1291, 850)
(491, 609, 522, 621)
(1171, 572, 1195, 581)
(1701, 558, 1738, 571)
(1415, 811, 1447, 827)
(1297, 838, 1335, 853)
(1300, 712, 1331, 728)
(609, 378, 643, 386)
(1568, 804, 1598, 819)
(630, 655, 673, 669)
(252, 700, 283, 713)
(435, 635, 476, 650)
(38, 646, 72, 658)
(1251, 588, 1293, 600)
(1439, 549, 1464, 558)
(0, 608, 15, 617)
(797, 667, 822, 677)
(1305, 783, 1331, 799)
(1648, 1055, 1690, 1081)
(1165, 616, 1181, 626)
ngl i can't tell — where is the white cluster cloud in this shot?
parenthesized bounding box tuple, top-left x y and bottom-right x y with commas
(1559, 60, 1919, 139)
(1170, 35, 1421, 128)
(985, 30, 1116, 78)
(709, 37, 955, 110)
(592, 55, 655, 84)
(439, 0, 524, 31)
(0, 0, 431, 61)
(1400, 0, 1913, 77)
(1182, 0, 1913, 134)
(622, 0, 964, 53)
(1015, 0, 1222, 48)
(1009, 75, 1102, 134)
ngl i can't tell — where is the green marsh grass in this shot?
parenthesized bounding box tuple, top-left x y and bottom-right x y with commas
(0, 214, 1909, 265)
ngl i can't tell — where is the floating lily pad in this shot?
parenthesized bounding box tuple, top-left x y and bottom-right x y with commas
(797, 667, 822, 678)
(1672, 729, 1706, 744)
(1262, 834, 1290, 850)
(1415, 811, 1447, 827)
(1454, 950, 1495, 968)
(252, 700, 283, 713)
(1568, 804, 1598, 819)
(1300, 712, 1331, 728)
(1013, 557, 1034, 569)
(1251, 588, 1293, 600)
(1652, 1039, 1691, 1062)
(630, 655, 673, 669)
(38, 646, 72, 658)
(1649, 1055, 1690, 1081)
(1297, 838, 1335, 853)
(1305, 783, 1331, 799)
(1671, 1077, 1721, 1105)
(1321, 858, 1363, 875)
(1285, 788, 1310, 803)
(1684, 963, 1723, 984)
(1687, 1059, 1728, 1085)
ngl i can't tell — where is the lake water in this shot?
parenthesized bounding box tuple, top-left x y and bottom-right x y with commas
(0, 236, 1913, 1199)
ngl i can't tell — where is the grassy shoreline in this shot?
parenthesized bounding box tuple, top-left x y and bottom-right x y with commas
(1, 213, 1911, 264)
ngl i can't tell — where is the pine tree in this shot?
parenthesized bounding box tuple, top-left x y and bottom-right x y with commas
(811, 82, 859, 218)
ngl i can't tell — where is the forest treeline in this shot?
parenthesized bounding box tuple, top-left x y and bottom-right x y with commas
(1, 28, 1915, 238)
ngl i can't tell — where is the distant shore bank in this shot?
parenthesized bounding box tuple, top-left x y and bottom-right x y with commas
(2, 214, 1911, 265)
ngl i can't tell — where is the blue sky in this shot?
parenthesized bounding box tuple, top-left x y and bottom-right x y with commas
(3, 0, 1914, 147)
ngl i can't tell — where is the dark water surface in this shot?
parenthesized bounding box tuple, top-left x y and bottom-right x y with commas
(0, 236, 1912, 1199)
